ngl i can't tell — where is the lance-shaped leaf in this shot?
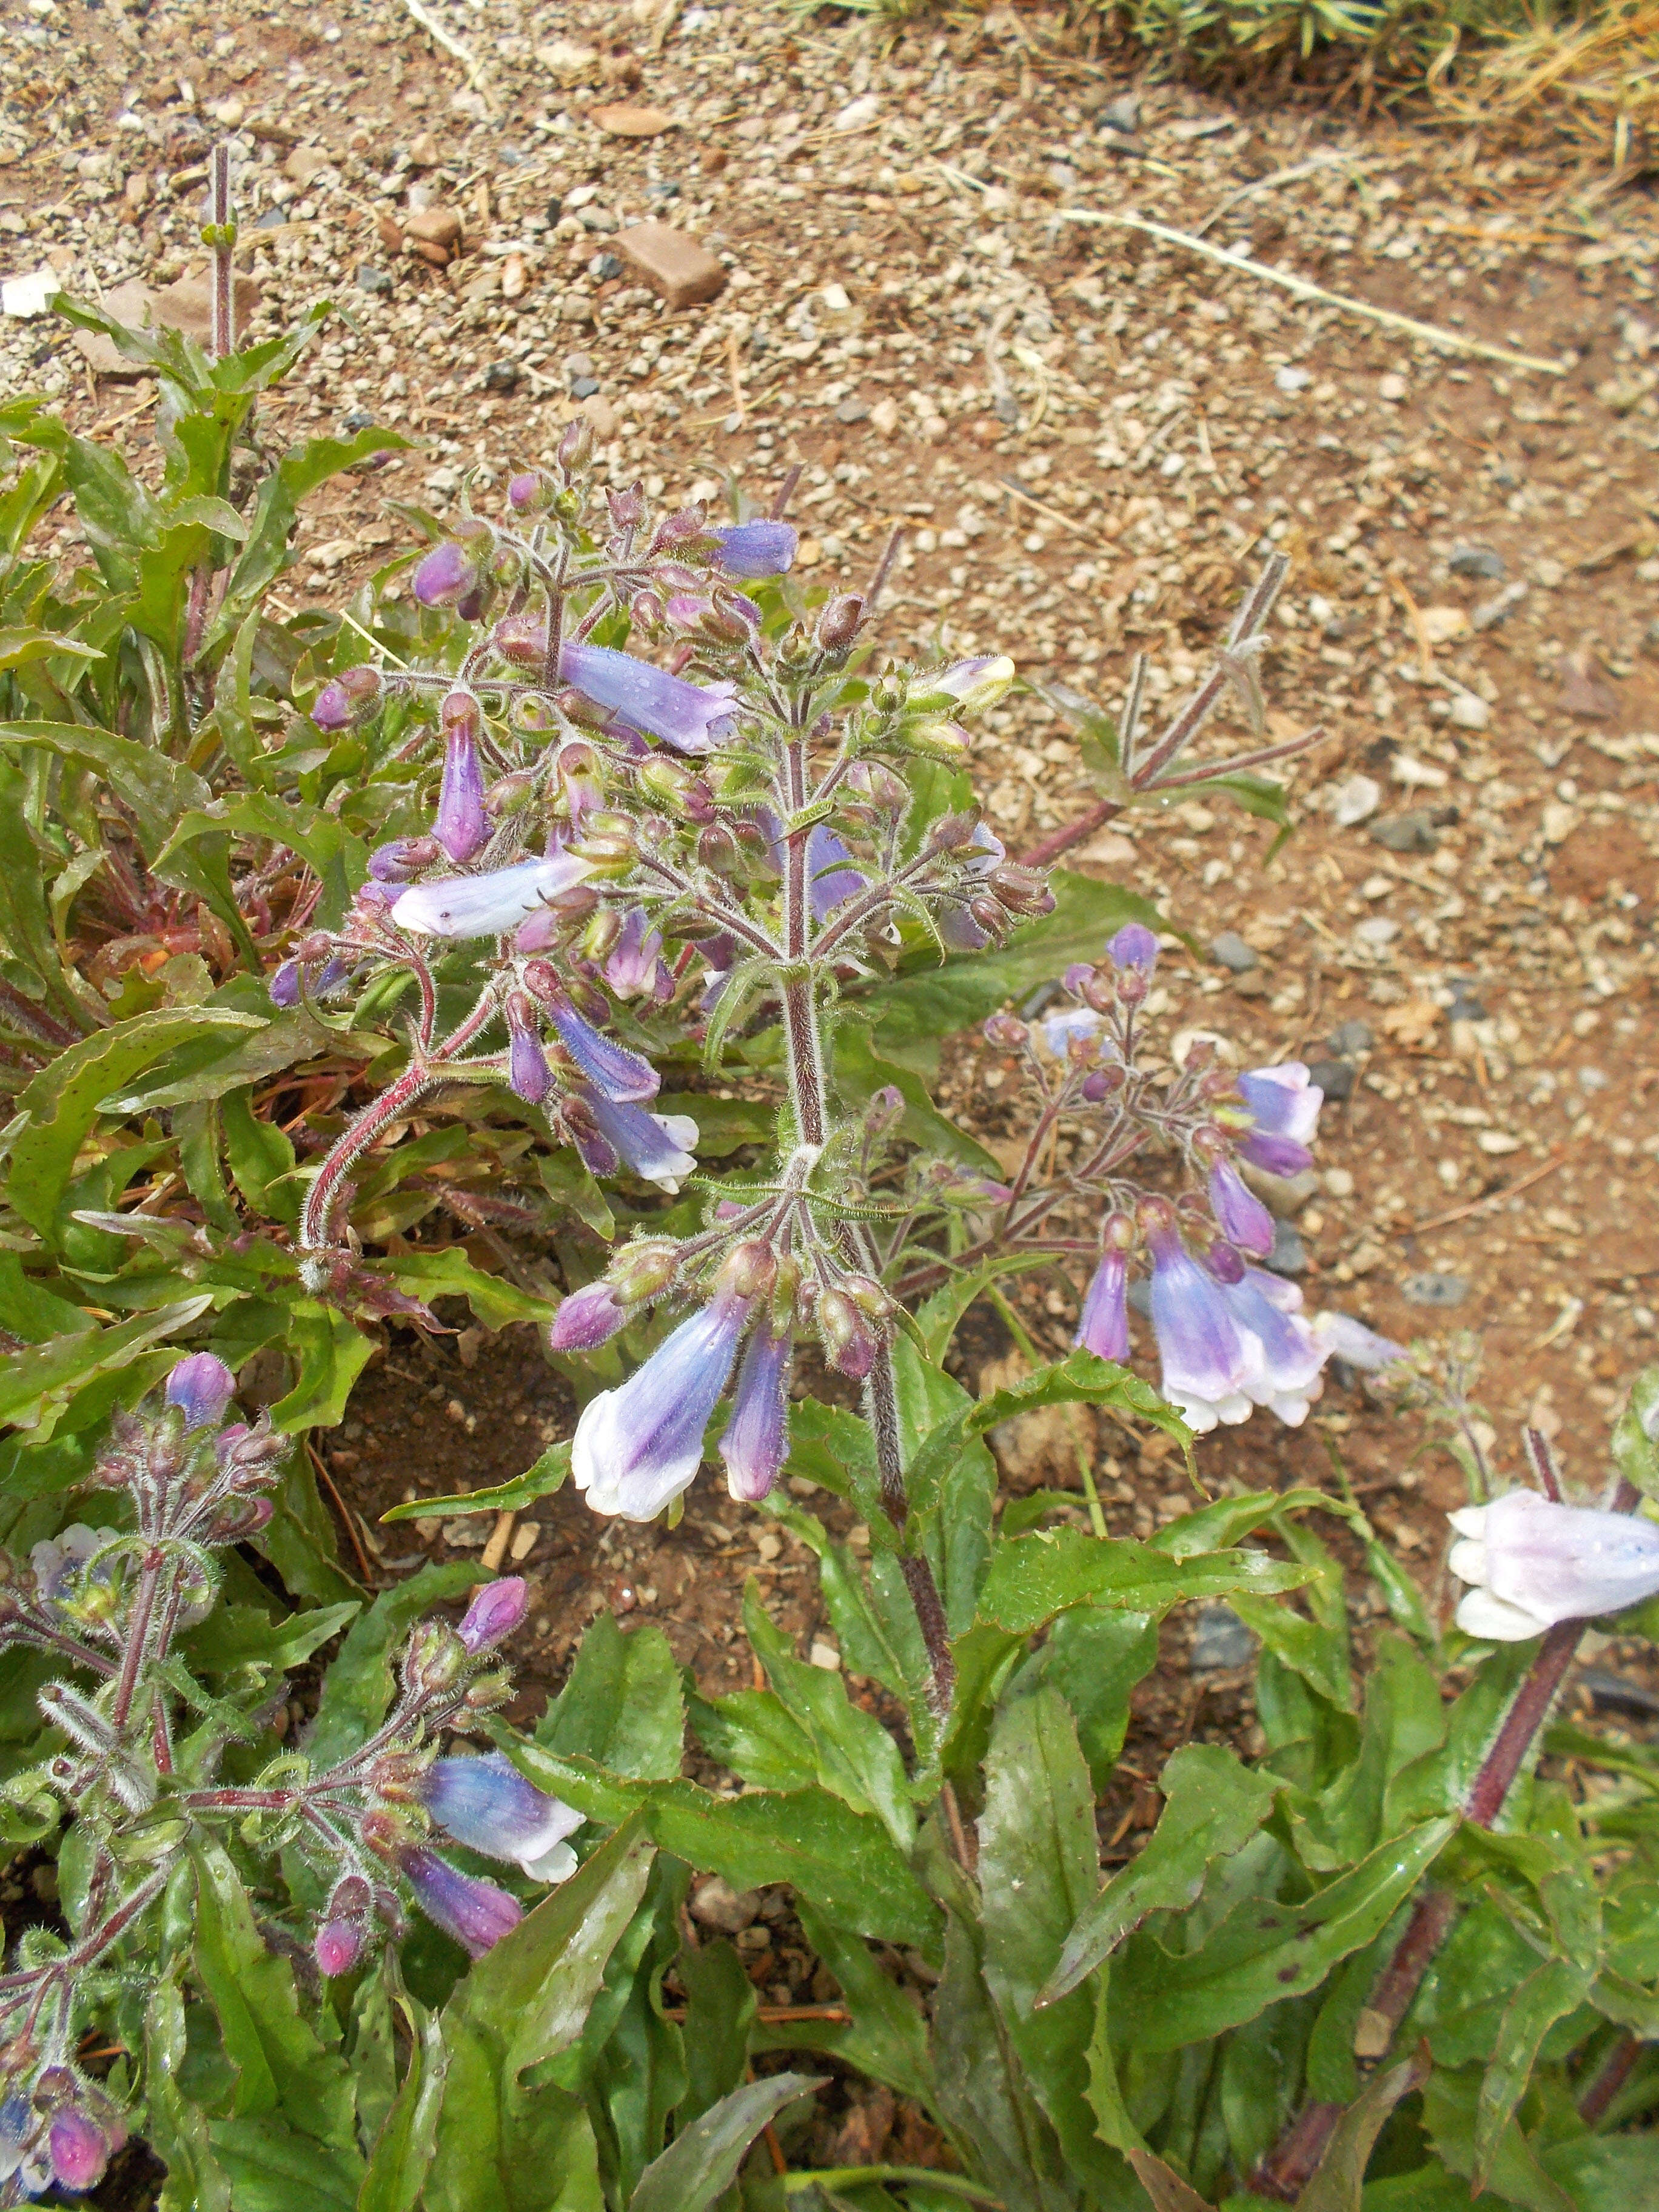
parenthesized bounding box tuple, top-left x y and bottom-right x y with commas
(1124, 2148, 1215, 2212)
(357, 1993, 449, 2212)
(1041, 1744, 1278, 2008)
(1475, 1957, 1594, 2187)
(631, 2075, 823, 2212)
(1294, 2048, 1429, 2212)
(0, 1296, 214, 1432)
(1112, 1817, 1458, 2053)
(979, 1524, 1313, 1637)
(10, 1008, 263, 1240)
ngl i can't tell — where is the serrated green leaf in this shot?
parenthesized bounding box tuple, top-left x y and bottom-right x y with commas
(0, 1296, 213, 1432)
(1113, 1817, 1458, 2053)
(1042, 1744, 1278, 2008)
(191, 1838, 358, 2144)
(10, 1008, 260, 1241)
(181, 1598, 358, 1678)
(357, 1992, 449, 2212)
(977, 1526, 1314, 1636)
(382, 1442, 571, 1524)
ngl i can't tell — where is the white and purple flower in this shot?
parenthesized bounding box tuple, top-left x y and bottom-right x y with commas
(417, 1751, 585, 1884)
(391, 851, 595, 939)
(572, 1283, 753, 1520)
(559, 642, 737, 755)
(719, 1318, 792, 1502)
(1448, 1490, 1659, 1641)
(711, 519, 799, 578)
(395, 1844, 523, 1957)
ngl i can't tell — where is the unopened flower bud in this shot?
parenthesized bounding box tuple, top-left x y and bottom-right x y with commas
(165, 1352, 235, 1433)
(816, 593, 865, 652)
(697, 822, 742, 878)
(1107, 922, 1160, 974)
(558, 416, 595, 473)
(49, 2110, 110, 2193)
(607, 1238, 682, 1303)
(817, 1288, 879, 1381)
(721, 1240, 777, 1301)
(402, 1618, 468, 1694)
(457, 1577, 528, 1654)
(907, 718, 970, 760)
(983, 1013, 1028, 1051)
(412, 523, 489, 611)
(484, 771, 535, 818)
(990, 863, 1054, 917)
(608, 482, 648, 531)
(491, 613, 549, 667)
(435, 690, 488, 863)
(369, 836, 441, 883)
(312, 663, 383, 731)
(508, 469, 555, 517)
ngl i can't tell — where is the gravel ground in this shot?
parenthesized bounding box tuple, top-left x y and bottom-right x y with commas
(5, 0, 1659, 1782)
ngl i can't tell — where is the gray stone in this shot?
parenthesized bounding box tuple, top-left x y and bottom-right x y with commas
(1472, 581, 1527, 632)
(483, 360, 519, 392)
(1209, 930, 1259, 973)
(571, 374, 600, 397)
(689, 1875, 762, 1933)
(1190, 1605, 1256, 1671)
(1267, 1219, 1306, 1276)
(1370, 810, 1439, 854)
(1446, 983, 1487, 1023)
(1099, 93, 1141, 134)
(1305, 1057, 1355, 1102)
(834, 396, 870, 424)
(1328, 1020, 1373, 1056)
(1449, 544, 1504, 580)
(591, 253, 624, 281)
(357, 264, 394, 295)
(1402, 1272, 1470, 1308)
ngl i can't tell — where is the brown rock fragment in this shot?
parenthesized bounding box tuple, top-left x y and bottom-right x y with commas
(591, 103, 676, 138)
(615, 220, 725, 309)
(72, 272, 262, 375)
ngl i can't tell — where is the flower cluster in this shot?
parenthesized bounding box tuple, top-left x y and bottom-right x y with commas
(965, 923, 1404, 1433)
(0, 1358, 577, 2195)
(281, 450, 1029, 1288)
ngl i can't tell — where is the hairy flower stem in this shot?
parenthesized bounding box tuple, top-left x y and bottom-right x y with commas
(776, 735, 954, 1714)
(301, 1064, 441, 1256)
(1255, 1474, 1644, 2200)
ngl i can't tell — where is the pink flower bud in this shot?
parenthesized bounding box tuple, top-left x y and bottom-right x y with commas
(457, 1576, 528, 1654)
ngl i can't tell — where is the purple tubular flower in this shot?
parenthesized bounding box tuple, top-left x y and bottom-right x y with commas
(807, 824, 866, 922)
(1147, 1218, 1258, 1433)
(417, 1751, 584, 1883)
(435, 691, 488, 863)
(48, 2111, 109, 2193)
(579, 1090, 699, 1193)
(1238, 1130, 1315, 1180)
(1311, 1312, 1406, 1372)
(545, 999, 659, 1104)
(559, 641, 737, 756)
(1220, 1267, 1325, 1424)
(369, 836, 441, 883)
(1449, 1491, 1659, 1640)
(392, 851, 595, 939)
(572, 1287, 752, 1520)
(1107, 922, 1159, 973)
(269, 957, 302, 1008)
(711, 518, 799, 578)
(412, 538, 482, 609)
(165, 1351, 235, 1432)
(1075, 1250, 1130, 1364)
(1238, 1062, 1323, 1145)
(605, 907, 671, 1001)
(719, 1319, 792, 1502)
(548, 1280, 629, 1353)
(457, 1575, 528, 1654)
(1207, 1161, 1276, 1259)
(315, 1919, 367, 1977)
(398, 1845, 522, 1957)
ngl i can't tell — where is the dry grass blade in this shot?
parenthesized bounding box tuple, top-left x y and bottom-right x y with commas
(1056, 211, 1569, 376)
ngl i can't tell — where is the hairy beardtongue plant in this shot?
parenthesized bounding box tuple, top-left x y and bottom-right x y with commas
(281, 444, 1383, 1672)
